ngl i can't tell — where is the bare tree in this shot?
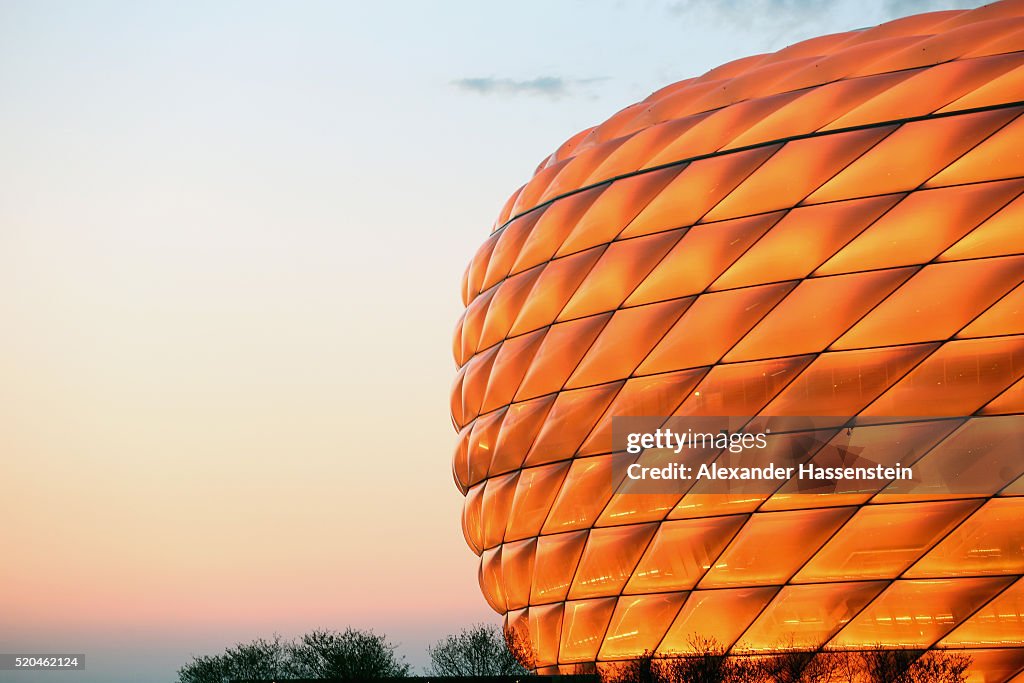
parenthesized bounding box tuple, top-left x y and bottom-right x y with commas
(600, 638, 764, 683)
(859, 645, 924, 683)
(758, 649, 813, 683)
(592, 637, 973, 683)
(754, 636, 846, 683)
(760, 650, 857, 683)
(176, 628, 408, 682)
(177, 654, 229, 683)
(911, 650, 971, 683)
(178, 635, 296, 683)
(855, 645, 970, 683)
(752, 645, 971, 683)
(290, 628, 410, 679)
(599, 650, 660, 683)
(427, 623, 532, 676)
(661, 637, 750, 683)
(504, 620, 537, 673)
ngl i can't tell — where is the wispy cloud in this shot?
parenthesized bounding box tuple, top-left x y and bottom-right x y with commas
(667, 0, 822, 20)
(451, 76, 607, 99)
(664, 0, 985, 46)
(667, 0, 980, 20)
(881, 0, 984, 15)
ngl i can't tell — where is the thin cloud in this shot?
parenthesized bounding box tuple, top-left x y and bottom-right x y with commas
(662, 0, 833, 50)
(664, 0, 986, 43)
(451, 76, 607, 99)
(668, 0, 981, 18)
(882, 0, 985, 15)
(668, 0, 820, 19)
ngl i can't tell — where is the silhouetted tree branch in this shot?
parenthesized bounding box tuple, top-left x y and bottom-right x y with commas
(290, 628, 410, 679)
(427, 623, 532, 676)
(594, 635, 973, 683)
(504, 619, 537, 673)
(176, 628, 408, 682)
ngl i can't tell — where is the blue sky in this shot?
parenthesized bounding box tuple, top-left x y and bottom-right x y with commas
(0, 1, 987, 682)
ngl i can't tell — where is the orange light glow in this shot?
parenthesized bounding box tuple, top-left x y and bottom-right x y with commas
(452, 2, 1024, 677)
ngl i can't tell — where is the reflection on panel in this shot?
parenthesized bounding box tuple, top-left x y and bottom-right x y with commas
(625, 516, 747, 593)
(532, 531, 588, 605)
(795, 500, 981, 582)
(559, 598, 617, 663)
(599, 593, 687, 660)
(660, 587, 779, 655)
(941, 578, 1024, 647)
(958, 649, 1024, 683)
(736, 582, 887, 652)
(569, 524, 657, 599)
(528, 603, 564, 667)
(524, 383, 621, 468)
(543, 455, 619, 533)
(907, 498, 1024, 577)
(879, 416, 1024, 499)
(701, 507, 854, 587)
(501, 538, 537, 611)
(830, 578, 1013, 648)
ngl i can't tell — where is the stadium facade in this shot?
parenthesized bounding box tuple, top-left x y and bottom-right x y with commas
(451, 2, 1024, 680)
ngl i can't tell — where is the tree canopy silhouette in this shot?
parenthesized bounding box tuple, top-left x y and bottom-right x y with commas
(427, 623, 533, 677)
(176, 628, 409, 683)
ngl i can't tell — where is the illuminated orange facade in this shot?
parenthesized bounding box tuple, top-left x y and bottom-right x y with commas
(451, 2, 1024, 680)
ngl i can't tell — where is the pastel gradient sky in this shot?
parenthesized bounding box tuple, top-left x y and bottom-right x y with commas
(0, 1, 985, 681)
